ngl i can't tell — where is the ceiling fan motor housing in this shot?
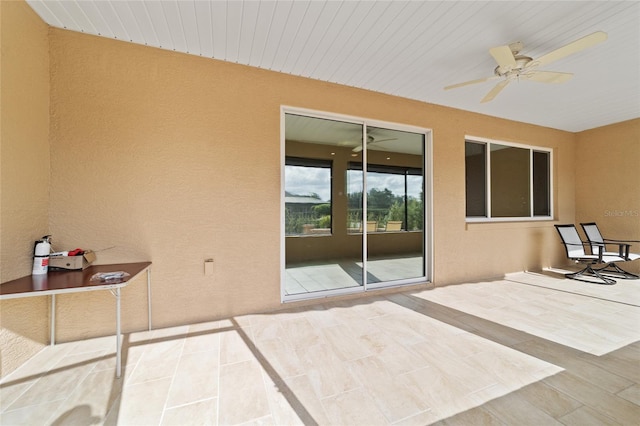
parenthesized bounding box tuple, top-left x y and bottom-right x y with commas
(494, 55, 533, 77)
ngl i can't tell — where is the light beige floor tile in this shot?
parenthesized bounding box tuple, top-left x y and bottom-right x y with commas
(558, 406, 621, 426)
(251, 316, 286, 342)
(253, 338, 306, 379)
(357, 331, 428, 376)
(299, 342, 360, 399)
(47, 367, 121, 424)
(182, 329, 221, 355)
(544, 372, 640, 425)
(303, 305, 342, 329)
(161, 398, 217, 426)
(105, 377, 171, 425)
(349, 355, 429, 423)
(514, 381, 582, 419)
(69, 335, 117, 355)
(398, 366, 480, 420)
(430, 405, 505, 426)
(278, 317, 323, 349)
(0, 342, 77, 411)
(466, 347, 561, 389)
(321, 325, 372, 361)
(369, 314, 427, 346)
(0, 400, 63, 425)
(188, 320, 223, 333)
(218, 360, 270, 425)
(428, 351, 500, 394)
(0, 381, 35, 413)
(6, 350, 104, 411)
(126, 338, 184, 385)
(321, 387, 388, 426)
(151, 324, 190, 339)
(617, 384, 640, 405)
(219, 327, 255, 366)
(329, 307, 382, 337)
(484, 392, 563, 425)
(165, 350, 219, 408)
(392, 409, 443, 426)
(280, 374, 332, 425)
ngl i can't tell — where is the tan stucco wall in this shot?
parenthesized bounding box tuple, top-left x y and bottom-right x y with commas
(2, 21, 585, 376)
(0, 0, 51, 376)
(575, 118, 640, 273)
(43, 28, 576, 328)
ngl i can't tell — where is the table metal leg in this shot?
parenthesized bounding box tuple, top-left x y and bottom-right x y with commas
(116, 287, 122, 378)
(147, 268, 152, 331)
(50, 294, 56, 346)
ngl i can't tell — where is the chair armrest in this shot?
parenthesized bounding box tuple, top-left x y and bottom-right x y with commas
(566, 241, 603, 262)
(613, 242, 631, 260)
(603, 238, 640, 243)
(597, 241, 631, 259)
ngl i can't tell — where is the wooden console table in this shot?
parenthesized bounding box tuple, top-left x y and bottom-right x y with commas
(0, 262, 152, 378)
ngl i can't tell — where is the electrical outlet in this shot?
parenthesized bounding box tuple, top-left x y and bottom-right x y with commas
(204, 259, 214, 276)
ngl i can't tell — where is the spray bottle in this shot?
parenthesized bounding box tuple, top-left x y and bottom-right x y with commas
(32, 235, 51, 275)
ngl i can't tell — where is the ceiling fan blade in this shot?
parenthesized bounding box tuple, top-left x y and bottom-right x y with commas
(444, 75, 499, 90)
(481, 80, 510, 103)
(523, 71, 573, 84)
(530, 31, 607, 68)
(351, 137, 398, 152)
(489, 45, 517, 68)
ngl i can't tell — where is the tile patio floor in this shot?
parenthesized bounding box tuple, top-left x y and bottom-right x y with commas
(1, 271, 639, 425)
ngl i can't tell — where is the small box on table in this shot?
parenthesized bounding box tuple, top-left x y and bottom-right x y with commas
(49, 250, 96, 271)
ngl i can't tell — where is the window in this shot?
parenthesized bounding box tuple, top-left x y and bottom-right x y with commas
(465, 139, 551, 220)
(347, 163, 424, 232)
(284, 157, 332, 236)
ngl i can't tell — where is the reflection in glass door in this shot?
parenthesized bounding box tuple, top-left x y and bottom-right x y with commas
(283, 111, 429, 301)
(284, 114, 363, 297)
(365, 127, 425, 286)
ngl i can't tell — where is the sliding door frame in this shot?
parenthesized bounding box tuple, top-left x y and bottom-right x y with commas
(280, 106, 433, 303)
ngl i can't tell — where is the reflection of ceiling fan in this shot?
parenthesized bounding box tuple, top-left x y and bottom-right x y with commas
(351, 135, 398, 152)
(444, 31, 607, 103)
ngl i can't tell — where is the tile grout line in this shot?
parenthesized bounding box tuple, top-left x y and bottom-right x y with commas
(158, 333, 187, 424)
(216, 321, 222, 426)
(43, 348, 109, 424)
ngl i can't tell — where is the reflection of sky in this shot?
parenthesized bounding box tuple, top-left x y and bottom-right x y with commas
(285, 166, 332, 201)
(348, 172, 422, 198)
(285, 166, 423, 202)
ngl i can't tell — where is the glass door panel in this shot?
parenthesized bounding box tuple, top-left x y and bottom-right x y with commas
(284, 114, 363, 297)
(365, 127, 425, 285)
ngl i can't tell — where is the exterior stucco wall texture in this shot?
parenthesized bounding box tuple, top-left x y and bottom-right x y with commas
(0, 0, 51, 376)
(575, 119, 640, 274)
(10, 7, 638, 378)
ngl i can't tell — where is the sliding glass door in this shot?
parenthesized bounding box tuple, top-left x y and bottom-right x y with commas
(283, 110, 430, 301)
(284, 114, 364, 297)
(365, 127, 425, 287)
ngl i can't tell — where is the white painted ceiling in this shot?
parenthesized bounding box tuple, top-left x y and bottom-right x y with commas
(27, 1, 640, 132)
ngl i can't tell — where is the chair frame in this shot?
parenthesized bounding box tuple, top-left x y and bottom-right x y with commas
(580, 222, 640, 280)
(554, 224, 626, 285)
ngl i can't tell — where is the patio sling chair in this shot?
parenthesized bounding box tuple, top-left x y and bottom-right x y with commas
(555, 224, 627, 285)
(385, 221, 403, 231)
(580, 222, 640, 280)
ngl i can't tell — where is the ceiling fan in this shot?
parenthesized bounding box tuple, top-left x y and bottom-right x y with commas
(351, 135, 398, 152)
(444, 31, 607, 103)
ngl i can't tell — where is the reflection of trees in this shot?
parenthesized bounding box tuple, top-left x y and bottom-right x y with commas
(285, 206, 331, 235)
(348, 189, 424, 231)
(285, 196, 331, 235)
